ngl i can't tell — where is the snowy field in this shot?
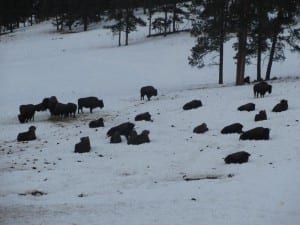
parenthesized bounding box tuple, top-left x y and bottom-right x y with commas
(0, 22, 300, 225)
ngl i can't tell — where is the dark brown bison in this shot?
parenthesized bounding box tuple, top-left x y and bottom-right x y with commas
(66, 103, 77, 118)
(110, 131, 122, 144)
(140, 86, 158, 100)
(135, 112, 152, 122)
(224, 151, 251, 164)
(127, 130, 150, 145)
(42, 96, 58, 115)
(244, 76, 250, 84)
(238, 103, 255, 112)
(78, 97, 104, 113)
(221, 123, 243, 134)
(253, 81, 272, 98)
(183, 100, 202, 110)
(53, 102, 68, 117)
(18, 104, 36, 123)
(254, 110, 267, 122)
(107, 122, 135, 139)
(272, 99, 288, 112)
(193, 123, 208, 134)
(240, 127, 270, 140)
(74, 137, 91, 153)
(17, 126, 36, 142)
(89, 118, 104, 128)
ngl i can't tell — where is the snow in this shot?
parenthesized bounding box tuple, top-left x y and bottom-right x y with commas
(0, 21, 300, 225)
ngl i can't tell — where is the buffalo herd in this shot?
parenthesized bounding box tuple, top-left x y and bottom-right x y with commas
(16, 80, 289, 167)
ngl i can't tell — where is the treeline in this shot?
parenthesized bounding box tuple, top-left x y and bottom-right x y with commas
(1, 0, 300, 85)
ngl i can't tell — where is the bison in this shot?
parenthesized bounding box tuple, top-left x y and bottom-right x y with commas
(140, 86, 158, 101)
(66, 102, 77, 118)
(224, 151, 251, 164)
(253, 81, 272, 98)
(74, 137, 91, 153)
(89, 118, 104, 128)
(18, 104, 36, 123)
(127, 130, 150, 145)
(272, 99, 288, 112)
(107, 122, 135, 139)
(135, 112, 152, 122)
(221, 123, 243, 134)
(238, 103, 255, 112)
(254, 110, 267, 122)
(110, 131, 122, 144)
(78, 97, 104, 113)
(239, 127, 270, 140)
(183, 100, 202, 110)
(42, 96, 58, 115)
(193, 123, 208, 134)
(17, 126, 36, 142)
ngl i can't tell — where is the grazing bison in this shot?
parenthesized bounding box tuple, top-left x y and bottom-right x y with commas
(253, 81, 272, 98)
(18, 104, 36, 123)
(17, 126, 36, 142)
(183, 100, 202, 110)
(238, 103, 255, 112)
(78, 97, 104, 113)
(135, 112, 152, 122)
(240, 127, 270, 140)
(224, 151, 251, 164)
(74, 137, 91, 153)
(110, 131, 122, 144)
(193, 123, 208, 134)
(107, 122, 135, 139)
(89, 118, 104, 128)
(272, 99, 288, 112)
(34, 102, 47, 112)
(53, 102, 68, 117)
(42, 96, 58, 115)
(221, 123, 243, 134)
(255, 110, 267, 122)
(127, 130, 150, 145)
(140, 86, 158, 100)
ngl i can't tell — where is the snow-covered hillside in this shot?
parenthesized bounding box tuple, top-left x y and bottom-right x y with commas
(0, 22, 300, 225)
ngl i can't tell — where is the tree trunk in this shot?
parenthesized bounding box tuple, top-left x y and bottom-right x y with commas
(118, 29, 121, 47)
(219, 38, 224, 85)
(83, 15, 88, 31)
(55, 15, 59, 31)
(257, 33, 262, 81)
(125, 8, 129, 46)
(265, 32, 277, 80)
(148, 10, 152, 36)
(172, 3, 176, 33)
(164, 6, 167, 37)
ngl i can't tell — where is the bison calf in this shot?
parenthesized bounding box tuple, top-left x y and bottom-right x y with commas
(239, 127, 270, 140)
(221, 123, 243, 134)
(224, 151, 251, 164)
(140, 86, 158, 101)
(183, 100, 202, 110)
(193, 123, 208, 134)
(135, 112, 152, 122)
(254, 110, 267, 122)
(127, 130, 150, 145)
(74, 137, 91, 153)
(272, 99, 288, 112)
(78, 97, 104, 113)
(238, 103, 255, 112)
(89, 118, 104, 128)
(17, 126, 36, 142)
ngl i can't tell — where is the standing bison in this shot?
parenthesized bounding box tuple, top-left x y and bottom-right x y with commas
(140, 86, 158, 100)
(107, 122, 135, 139)
(18, 104, 36, 123)
(240, 127, 270, 140)
(78, 97, 104, 113)
(253, 81, 272, 98)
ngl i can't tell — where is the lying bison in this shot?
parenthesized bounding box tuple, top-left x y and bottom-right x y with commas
(135, 112, 152, 122)
(239, 127, 270, 140)
(140, 86, 158, 101)
(107, 122, 135, 139)
(238, 103, 255, 112)
(127, 130, 150, 145)
(17, 126, 36, 142)
(224, 151, 251, 164)
(272, 99, 288, 112)
(255, 110, 267, 122)
(110, 131, 122, 144)
(78, 97, 104, 113)
(18, 104, 36, 123)
(74, 137, 91, 153)
(193, 123, 208, 134)
(221, 123, 243, 134)
(253, 81, 272, 98)
(89, 118, 104, 128)
(183, 100, 202, 110)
